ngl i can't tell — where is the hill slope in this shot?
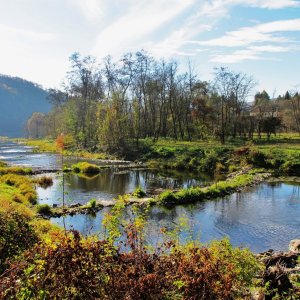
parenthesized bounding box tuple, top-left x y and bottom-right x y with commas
(0, 75, 51, 137)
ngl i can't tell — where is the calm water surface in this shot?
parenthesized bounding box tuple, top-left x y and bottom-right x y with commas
(51, 183, 300, 253)
(1, 140, 299, 252)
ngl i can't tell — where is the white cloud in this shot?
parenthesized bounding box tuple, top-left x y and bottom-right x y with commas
(70, 0, 105, 22)
(0, 24, 56, 41)
(129, 0, 300, 59)
(91, 0, 195, 58)
(149, 24, 212, 58)
(243, 0, 300, 9)
(200, 19, 300, 47)
(248, 45, 292, 52)
(194, 0, 299, 19)
(211, 49, 261, 63)
(211, 44, 294, 63)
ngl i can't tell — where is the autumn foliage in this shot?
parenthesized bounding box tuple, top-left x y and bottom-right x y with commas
(0, 225, 260, 300)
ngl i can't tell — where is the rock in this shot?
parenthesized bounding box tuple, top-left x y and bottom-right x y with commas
(289, 239, 300, 253)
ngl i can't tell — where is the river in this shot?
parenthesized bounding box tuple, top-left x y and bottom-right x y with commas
(1, 140, 299, 252)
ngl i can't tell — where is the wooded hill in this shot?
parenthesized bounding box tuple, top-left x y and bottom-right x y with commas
(0, 74, 51, 137)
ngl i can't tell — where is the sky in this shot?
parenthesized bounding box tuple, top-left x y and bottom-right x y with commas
(0, 0, 300, 96)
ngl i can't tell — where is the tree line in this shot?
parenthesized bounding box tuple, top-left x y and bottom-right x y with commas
(26, 51, 300, 151)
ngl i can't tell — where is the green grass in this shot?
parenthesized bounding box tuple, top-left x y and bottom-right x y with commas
(0, 174, 37, 205)
(0, 166, 33, 175)
(17, 138, 117, 160)
(132, 186, 146, 198)
(88, 198, 97, 208)
(72, 162, 101, 174)
(36, 204, 53, 216)
(158, 173, 256, 206)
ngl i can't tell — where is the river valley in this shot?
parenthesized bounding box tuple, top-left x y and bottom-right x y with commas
(1, 140, 299, 253)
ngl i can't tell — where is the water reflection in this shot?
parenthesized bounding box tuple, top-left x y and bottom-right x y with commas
(51, 183, 300, 253)
(0, 140, 209, 205)
(1, 140, 300, 252)
(37, 169, 208, 206)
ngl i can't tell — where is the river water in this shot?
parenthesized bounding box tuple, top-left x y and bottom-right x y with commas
(1, 140, 299, 252)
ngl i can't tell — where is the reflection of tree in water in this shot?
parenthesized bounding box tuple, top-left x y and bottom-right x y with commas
(64, 168, 208, 196)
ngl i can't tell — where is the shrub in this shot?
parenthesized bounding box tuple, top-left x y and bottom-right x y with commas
(0, 211, 39, 273)
(35, 176, 53, 188)
(133, 186, 146, 198)
(158, 190, 177, 205)
(72, 162, 100, 174)
(36, 204, 52, 216)
(247, 150, 268, 167)
(0, 166, 33, 175)
(200, 150, 219, 174)
(280, 161, 300, 176)
(0, 232, 261, 299)
(0, 161, 8, 167)
(0, 174, 37, 204)
(153, 147, 176, 158)
(88, 199, 97, 208)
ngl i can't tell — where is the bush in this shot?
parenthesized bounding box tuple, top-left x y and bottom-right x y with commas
(280, 161, 300, 176)
(88, 199, 97, 208)
(247, 150, 268, 167)
(153, 147, 176, 158)
(0, 211, 39, 273)
(158, 174, 255, 206)
(72, 162, 100, 174)
(158, 190, 177, 205)
(35, 176, 53, 188)
(200, 150, 219, 174)
(0, 166, 33, 175)
(0, 174, 37, 204)
(36, 204, 52, 216)
(133, 186, 146, 198)
(0, 232, 261, 299)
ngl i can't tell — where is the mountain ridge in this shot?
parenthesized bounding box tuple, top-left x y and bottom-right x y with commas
(0, 74, 51, 137)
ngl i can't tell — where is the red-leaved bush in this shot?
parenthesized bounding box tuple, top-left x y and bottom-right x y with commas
(0, 227, 259, 300)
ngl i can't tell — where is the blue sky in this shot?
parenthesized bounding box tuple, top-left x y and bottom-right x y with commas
(0, 0, 299, 96)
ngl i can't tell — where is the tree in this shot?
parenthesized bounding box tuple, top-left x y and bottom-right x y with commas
(213, 67, 256, 143)
(26, 112, 46, 138)
(67, 52, 104, 147)
(47, 89, 68, 108)
(261, 116, 282, 140)
(290, 92, 300, 134)
(254, 90, 270, 105)
(284, 91, 291, 100)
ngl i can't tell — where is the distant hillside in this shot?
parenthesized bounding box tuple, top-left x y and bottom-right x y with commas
(0, 75, 51, 137)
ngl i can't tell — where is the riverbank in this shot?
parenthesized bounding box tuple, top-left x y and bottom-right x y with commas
(42, 167, 271, 218)
(1, 139, 300, 298)
(254, 240, 300, 299)
(16, 136, 300, 178)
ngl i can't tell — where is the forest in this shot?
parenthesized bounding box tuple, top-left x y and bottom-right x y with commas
(25, 51, 300, 154)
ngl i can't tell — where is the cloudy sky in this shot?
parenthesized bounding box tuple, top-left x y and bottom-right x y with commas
(0, 0, 299, 96)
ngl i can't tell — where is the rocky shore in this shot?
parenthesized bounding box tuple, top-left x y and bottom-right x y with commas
(253, 239, 300, 299)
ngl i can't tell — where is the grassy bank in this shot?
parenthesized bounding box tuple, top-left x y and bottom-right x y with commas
(15, 138, 117, 160)
(157, 170, 269, 206)
(0, 165, 63, 273)
(15, 134, 300, 177)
